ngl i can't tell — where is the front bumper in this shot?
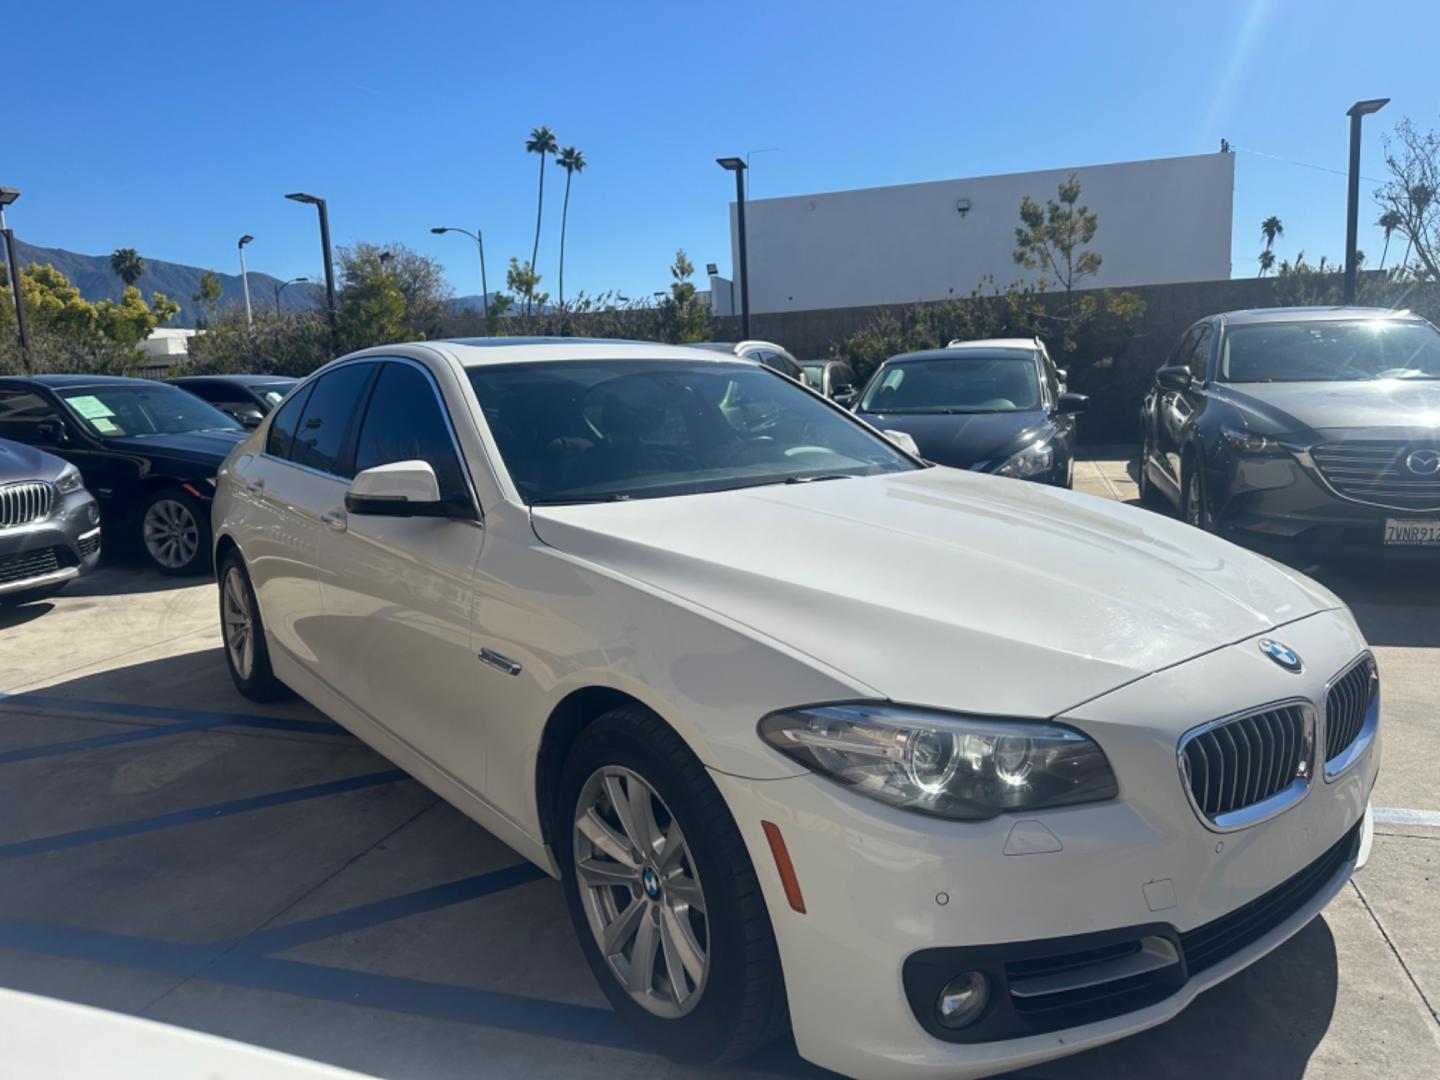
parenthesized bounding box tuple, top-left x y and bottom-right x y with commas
(713, 608, 1376, 1079)
(1210, 453, 1440, 556)
(0, 492, 101, 597)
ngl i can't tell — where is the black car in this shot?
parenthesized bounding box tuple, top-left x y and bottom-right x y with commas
(1138, 306, 1440, 556)
(169, 375, 299, 428)
(0, 437, 102, 606)
(853, 342, 1087, 486)
(0, 376, 247, 574)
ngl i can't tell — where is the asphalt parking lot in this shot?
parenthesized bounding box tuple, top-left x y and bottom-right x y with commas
(0, 453, 1437, 1080)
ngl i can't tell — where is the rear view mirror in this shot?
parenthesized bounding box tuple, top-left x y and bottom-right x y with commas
(344, 460, 474, 519)
(36, 420, 69, 445)
(1155, 366, 1193, 392)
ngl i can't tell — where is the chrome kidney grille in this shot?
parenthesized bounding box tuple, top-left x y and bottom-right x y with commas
(1324, 655, 1379, 780)
(1310, 442, 1440, 511)
(0, 481, 55, 529)
(1179, 703, 1315, 830)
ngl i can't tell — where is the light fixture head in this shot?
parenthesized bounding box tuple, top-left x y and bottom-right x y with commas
(1347, 97, 1390, 117)
(430, 227, 448, 234)
(0, 187, 19, 207)
(716, 157, 746, 172)
(238, 234, 254, 248)
(285, 192, 322, 205)
(705, 262, 719, 276)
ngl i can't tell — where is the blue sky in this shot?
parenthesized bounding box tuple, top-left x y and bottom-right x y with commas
(8, 0, 1439, 300)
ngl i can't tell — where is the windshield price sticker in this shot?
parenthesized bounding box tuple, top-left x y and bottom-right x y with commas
(67, 395, 117, 420)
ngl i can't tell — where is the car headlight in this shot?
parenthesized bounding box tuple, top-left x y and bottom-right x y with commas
(1221, 426, 1287, 455)
(993, 441, 1053, 478)
(54, 464, 85, 495)
(758, 704, 1117, 820)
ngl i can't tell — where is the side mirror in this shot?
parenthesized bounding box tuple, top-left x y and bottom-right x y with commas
(344, 460, 475, 519)
(36, 420, 69, 445)
(1054, 368, 1069, 383)
(231, 408, 264, 429)
(1155, 366, 1193, 392)
(1054, 392, 1089, 415)
(881, 429, 922, 457)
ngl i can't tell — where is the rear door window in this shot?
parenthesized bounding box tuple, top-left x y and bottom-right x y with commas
(352, 363, 470, 501)
(266, 383, 313, 459)
(0, 389, 61, 444)
(291, 364, 376, 477)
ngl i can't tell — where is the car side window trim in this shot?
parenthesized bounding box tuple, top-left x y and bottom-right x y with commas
(349, 356, 484, 520)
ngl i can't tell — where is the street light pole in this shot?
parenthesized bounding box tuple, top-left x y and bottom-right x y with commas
(431, 226, 489, 333)
(275, 276, 309, 312)
(1344, 97, 1389, 305)
(716, 157, 750, 338)
(0, 187, 29, 361)
(286, 193, 337, 326)
(237, 235, 254, 329)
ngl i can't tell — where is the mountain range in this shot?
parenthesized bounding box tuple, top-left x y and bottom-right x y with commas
(8, 239, 500, 328)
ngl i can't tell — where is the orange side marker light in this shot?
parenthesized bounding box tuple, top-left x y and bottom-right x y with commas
(761, 820, 806, 914)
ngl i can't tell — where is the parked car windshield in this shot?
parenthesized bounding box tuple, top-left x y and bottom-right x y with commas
(56, 384, 242, 437)
(467, 359, 919, 504)
(858, 354, 1042, 413)
(1220, 319, 1440, 382)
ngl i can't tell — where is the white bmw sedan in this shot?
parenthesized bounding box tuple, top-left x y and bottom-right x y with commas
(212, 339, 1378, 1079)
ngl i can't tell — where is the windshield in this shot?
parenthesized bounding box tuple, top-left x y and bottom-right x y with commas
(858, 354, 1042, 413)
(57, 384, 242, 437)
(1220, 319, 1440, 382)
(467, 360, 919, 504)
(257, 383, 295, 406)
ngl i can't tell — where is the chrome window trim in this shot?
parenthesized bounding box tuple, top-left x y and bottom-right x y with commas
(1322, 651, 1379, 783)
(1176, 697, 1316, 833)
(258, 354, 484, 525)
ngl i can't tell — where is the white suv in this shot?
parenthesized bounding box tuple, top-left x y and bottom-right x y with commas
(213, 339, 1377, 1079)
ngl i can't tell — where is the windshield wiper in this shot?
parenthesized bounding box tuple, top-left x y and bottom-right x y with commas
(783, 474, 853, 484)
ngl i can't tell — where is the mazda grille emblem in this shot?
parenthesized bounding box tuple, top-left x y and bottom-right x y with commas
(1259, 639, 1303, 673)
(1405, 448, 1440, 476)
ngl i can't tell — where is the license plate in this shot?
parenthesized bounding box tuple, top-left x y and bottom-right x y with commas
(1384, 518, 1440, 546)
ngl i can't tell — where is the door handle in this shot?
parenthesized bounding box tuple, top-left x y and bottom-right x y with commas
(244, 477, 265, 495)
(320, 509, 347, 533)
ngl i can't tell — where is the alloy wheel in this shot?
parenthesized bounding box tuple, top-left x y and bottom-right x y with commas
(1185, 472, 1206, 528)
(221, 566, 254, 680)
(143, 499, 200, 570)
(572, 765, 710, 1018)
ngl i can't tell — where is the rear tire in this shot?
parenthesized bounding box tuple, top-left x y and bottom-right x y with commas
(139, 489, 211, 576)
(218, 550, 290, 702)
(557, 706, 788, 1064)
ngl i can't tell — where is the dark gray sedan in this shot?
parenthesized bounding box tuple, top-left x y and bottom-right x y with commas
(0, 437, 101, 606)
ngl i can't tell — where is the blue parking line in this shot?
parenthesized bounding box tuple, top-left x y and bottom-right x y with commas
(233, 863, 549, 955)
(0, 692, 343, 735)
(0, 719, 227, 765)
(0, 915, 225, 979)
(0, 769, 410, 861)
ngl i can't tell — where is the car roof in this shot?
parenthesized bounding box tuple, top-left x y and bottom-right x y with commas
(947, 337, 1039, 351)
(171, 374, 297, 385)
(885, 347, 1037, 364)
(431, 339, 755, 368)
(5, 374, 160, 387)
(1217, 306, 1424, 327)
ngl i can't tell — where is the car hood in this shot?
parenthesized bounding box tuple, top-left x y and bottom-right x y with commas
(857, 410, 1050, 469)
(106, 429, 247, 466)
(529, 467, 1341, 717)
(0, 438, 66, 483)
(1217, 380, 1440, 437)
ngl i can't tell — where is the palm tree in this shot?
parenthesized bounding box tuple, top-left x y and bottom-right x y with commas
(1258, 249, 1276, 277)
(524, 125, 559, 315)
(554, 146, 587, 308)
(1376, 210, 1404, 270)
(1260, 216, 1284, 252)
(110, 248, 145, 292)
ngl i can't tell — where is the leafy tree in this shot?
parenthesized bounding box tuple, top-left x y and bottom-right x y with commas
(524, 125, 559, 315)
(1258, 249, 1276, 277)
(109, 248, 146, 290)
(192, 270, 223, 328)
(1013, 174, 1101, 326)
(555, 146, 587, 308)
(335, 247, 408, 351)
(1376, 210, 1404, 270)
(1260, 216, 1284, 252)
(186, 309, 335, 376)
(337, 241, 452, 341)
(1376, 117, 1440, 280)
(505, 257, 548, 317)
(662, 249, 709, 343)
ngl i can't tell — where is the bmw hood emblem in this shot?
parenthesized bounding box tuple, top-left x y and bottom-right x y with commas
(1259, 638, 1302, 673)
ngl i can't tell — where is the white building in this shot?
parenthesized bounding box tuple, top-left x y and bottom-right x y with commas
(719, 153, 1234, 315)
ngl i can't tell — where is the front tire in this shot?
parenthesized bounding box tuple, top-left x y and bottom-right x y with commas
(1182, 459, 1211, 531)
(218, 550, 290, 701)
(140, 489, 211, 575)
(557, 706, 788, 1064)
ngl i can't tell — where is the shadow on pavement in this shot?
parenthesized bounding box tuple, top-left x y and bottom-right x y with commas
(0, 603, 56, 630)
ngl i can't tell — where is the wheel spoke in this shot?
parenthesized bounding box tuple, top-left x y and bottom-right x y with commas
(577, 808, 638, 869)
(601, 895, 645, 956)
(605, 774, 649, 855)
(577, 855, 639, 887)
(665, 874, 705, 915)
(659, 905, 705, 998)
(656, 821, 687, 872)
(628, 909, 659, 994)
